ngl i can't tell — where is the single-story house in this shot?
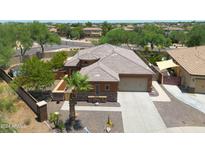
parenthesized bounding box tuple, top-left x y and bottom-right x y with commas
(83, 27, 102, 37)
(53, 44, 154, 102)
(168, 46, 205, 93)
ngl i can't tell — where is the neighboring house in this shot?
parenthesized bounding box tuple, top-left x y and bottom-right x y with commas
(168, 46, 205, 93)
(48, 25, 57, 33)
(83, 27, 102, 37)
(163, 26, 185, 35)
(123, 24, 135, 31)
(55, 44, 154, 102)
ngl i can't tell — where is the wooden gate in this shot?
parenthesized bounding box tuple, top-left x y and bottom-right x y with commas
(163, 76, 181, 85)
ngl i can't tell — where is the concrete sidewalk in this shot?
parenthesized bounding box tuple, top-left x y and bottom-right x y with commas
(163, 84, 205, 113)
(151, 81, 171, 102)
(118, 92, 166, 133)
(61, 101, 121, 111)
(154, 126, 205, 133)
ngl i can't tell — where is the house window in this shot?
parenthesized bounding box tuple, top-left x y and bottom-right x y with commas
(105, 84, 110, 91)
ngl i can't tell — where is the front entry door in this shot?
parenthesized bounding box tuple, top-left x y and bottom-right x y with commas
(95, 84, 100, 95)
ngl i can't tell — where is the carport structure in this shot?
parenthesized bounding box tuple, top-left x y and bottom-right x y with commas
(156, 59, 181, 85)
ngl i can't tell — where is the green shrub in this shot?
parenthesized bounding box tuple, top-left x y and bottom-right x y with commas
(0, 99, 16, 113)
(49, 112, 60, 127)
(12, 56, 55, 91)
(49, 51, 68, 70)
(56, 120, 65, 132)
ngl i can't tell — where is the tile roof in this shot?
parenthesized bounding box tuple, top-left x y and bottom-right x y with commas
(65, 44, 154, 81)
(168, 46, 205, 76)
(80, 62, 119, 82)
(83, 27, 102, 31)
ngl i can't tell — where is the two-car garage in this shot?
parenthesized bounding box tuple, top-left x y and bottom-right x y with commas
(118, 76, 152, 92)
(195, 79, 205, 93)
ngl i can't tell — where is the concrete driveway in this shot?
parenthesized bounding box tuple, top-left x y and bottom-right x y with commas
(151, 81, 171, 102)
(163, 84, 205, 113)
(118, 92, 166, 133)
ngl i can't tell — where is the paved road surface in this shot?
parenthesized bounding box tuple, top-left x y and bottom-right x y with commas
(15, 40, 93, 56)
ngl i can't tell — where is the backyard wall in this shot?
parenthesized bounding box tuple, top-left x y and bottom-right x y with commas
(0, 68, 48, 122)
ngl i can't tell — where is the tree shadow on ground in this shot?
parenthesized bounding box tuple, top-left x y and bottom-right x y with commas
(65, 118, 84, 132)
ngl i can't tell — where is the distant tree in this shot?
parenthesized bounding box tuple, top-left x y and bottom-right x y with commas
(101, 21, 113, 36)
(15, 24, 33, 62)
(0, 24, 15, 68)
(0, 44, 14, 68)
(49, 51, 68, 70)
(134, 26, 143, 33)
(30, 21, 61, 57)
(12, 56, 54, 91)
(70, 30, 80, 40)
(85, 22, 92, 27)
(71, 23, 82, 27)
(169, 31, 187, 46)
(140, 25, 171, 49)
(70, 27, 84, 40)
(56, 24, 71, 38)
(99, 28, 140, 48)
(186, 25, 205, 47)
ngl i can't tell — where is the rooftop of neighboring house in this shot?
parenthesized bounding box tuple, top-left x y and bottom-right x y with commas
(163, 26, 185, 31)
(168, 46, 205, 76)
(83, 27, 102, 31)
(64, 44, 154, 82)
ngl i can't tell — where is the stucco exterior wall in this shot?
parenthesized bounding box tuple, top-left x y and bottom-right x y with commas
(77, 82, 118, 102)
(179, 67, 205, 93)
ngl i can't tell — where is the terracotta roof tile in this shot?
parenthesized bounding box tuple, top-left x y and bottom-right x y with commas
(168, 46, 205, 75)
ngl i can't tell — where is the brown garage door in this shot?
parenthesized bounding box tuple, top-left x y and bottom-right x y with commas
(118, 77, 148, 92)
(195, 79, 205, 93)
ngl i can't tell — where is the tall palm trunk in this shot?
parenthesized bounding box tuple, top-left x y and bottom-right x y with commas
(69, 92, 77, 123)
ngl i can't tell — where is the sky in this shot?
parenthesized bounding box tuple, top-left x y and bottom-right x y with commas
(0, 20, 203, 24)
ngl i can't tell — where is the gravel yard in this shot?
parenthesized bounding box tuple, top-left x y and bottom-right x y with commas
(0, 81, 51, 133)
(154, 86, 205, 127)
(59, 110, 124, 133)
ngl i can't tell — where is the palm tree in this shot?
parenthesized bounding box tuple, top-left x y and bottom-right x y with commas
(64, 72, 92, 125)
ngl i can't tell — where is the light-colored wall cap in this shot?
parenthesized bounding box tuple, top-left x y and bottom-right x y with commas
(37, 101, 47, 107)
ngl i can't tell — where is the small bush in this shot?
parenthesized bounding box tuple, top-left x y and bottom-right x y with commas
(56, 120, 65, 132)
(144, 46, 149, 52)
(0, 99, 16, 113)
(49, 112, 60, 127)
